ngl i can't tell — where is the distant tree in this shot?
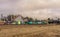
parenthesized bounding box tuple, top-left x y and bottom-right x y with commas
(7, 15, 15, 21)
(1, 18, 5, 21)
(28, 18, 34, 22)
(24, 17, 29, 19)
(48, 18, 50, 21)
(0, 14, 4, 21)
(58, 18, 60, 20)
(35, 19, 39, 22)
(24, 17, 34, 22)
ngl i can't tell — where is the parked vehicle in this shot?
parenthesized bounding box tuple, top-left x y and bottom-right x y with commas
(48, 18, 60, 24)
(24, 21, 47, 25)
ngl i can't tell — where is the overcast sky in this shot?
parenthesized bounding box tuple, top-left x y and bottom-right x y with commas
(0, 0, 60, 19)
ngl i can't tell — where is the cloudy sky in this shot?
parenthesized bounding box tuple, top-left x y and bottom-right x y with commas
(0, 0, 60, 19)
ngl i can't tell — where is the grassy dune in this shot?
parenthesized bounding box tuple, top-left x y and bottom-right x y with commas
(0, 25, 60, 37)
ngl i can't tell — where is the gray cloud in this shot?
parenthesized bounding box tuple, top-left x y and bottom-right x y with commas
(0, 0, 60, 19)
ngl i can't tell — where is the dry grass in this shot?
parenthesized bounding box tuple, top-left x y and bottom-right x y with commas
(0, 25, 60, 37)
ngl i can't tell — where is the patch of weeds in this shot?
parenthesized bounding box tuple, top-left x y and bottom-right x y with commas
(55, 35, 60, 37)
(0, 28, 1, 31)
(12, 34, 19, 37)
(12, 35, 16, 37)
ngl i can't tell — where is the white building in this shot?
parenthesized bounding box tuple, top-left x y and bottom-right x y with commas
(14, 15, 24, 24)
